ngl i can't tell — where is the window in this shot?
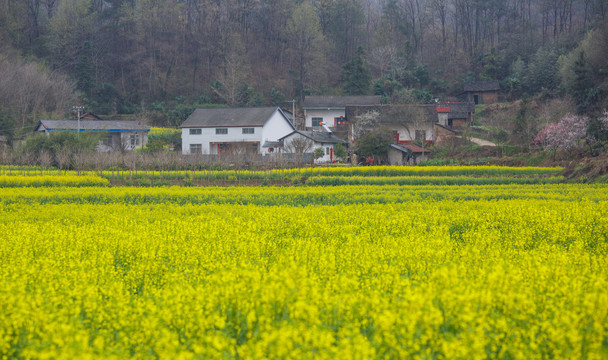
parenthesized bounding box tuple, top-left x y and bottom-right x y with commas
(335, 117, 347, 126)
(415, 130, 426, 142)
(242, 128, 254, 134)
(216, 128, 228, 135)
(312, 117, 323, 127)
(102, 134, 113, 146)
(130, 134, 139, 147)
(190, 144, 202, 154)
(189, 128, 202, 135)
(326, 147, 330, 155)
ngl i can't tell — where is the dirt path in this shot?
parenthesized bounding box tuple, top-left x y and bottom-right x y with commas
(456, 136, 497, 147)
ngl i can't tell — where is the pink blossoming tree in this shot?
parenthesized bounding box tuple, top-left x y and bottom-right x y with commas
(533, 113, 589, 150)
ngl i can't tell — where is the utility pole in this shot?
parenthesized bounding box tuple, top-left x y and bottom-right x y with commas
(72, 106, 84, 139)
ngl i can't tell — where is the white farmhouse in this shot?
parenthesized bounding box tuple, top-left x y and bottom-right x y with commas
(302, 95, 381, 130)
(180, 107, 295, 155)
(280, 130, 346, 163)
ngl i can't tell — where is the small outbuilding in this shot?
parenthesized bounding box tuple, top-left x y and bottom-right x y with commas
(388, 143, 431, 165)
(280, 130, 347, 163)
(463, 81, 500, 105)
(35, 120, 149, 151)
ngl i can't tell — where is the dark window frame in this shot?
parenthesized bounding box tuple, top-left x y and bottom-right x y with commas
(190, 143, 202, 154)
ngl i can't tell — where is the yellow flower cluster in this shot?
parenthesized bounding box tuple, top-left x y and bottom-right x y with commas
(0, 165, 564, 186)
(99, 165, 563, 182)
(0, 184, 607, 358)
(0, 174, 109, 187)
(305, 175, 564, 185)
(277, 165, 562, 177)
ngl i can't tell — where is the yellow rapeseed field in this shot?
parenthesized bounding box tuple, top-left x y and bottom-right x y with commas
(0, 183, 607, 359)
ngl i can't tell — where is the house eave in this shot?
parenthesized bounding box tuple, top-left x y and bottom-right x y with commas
(180, 125, 264, 129)
(44, 128, 149, 132)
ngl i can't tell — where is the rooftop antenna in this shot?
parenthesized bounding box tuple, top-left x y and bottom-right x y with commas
(72, 106, 84, 138)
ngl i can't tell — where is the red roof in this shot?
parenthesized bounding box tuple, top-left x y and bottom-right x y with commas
(402, 144, 430, 153)
(392, 143, 431, 153)
(436, 107, 450, 113)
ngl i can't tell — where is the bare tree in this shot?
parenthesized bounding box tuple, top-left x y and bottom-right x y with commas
(369, 45, 397, 77)
(284, 136, 313, 154)
(55, 145, 72, 172)
(380, 105, 428, 142)
(38, 150, 52, 173)
(211, 33, 250, 106)
(284, 136, 314, 164)
(0, 147, 13, 165)
(0, 56, 76, 128)
(286, 2, 327, 100)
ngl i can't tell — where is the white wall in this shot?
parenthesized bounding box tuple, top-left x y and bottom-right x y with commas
(262, 110, 296, 145)
(119, 132, 148, 150)
(97, 133, 121, 152)
(182, 126, 262, 154)
(282, 132, 338, 164)
(304, 109, 345, 128)
(42, 130, 146, 152)
(385, 123, 434, 142)
(314, 143, 337, 163)
(182, 109, 294, 155)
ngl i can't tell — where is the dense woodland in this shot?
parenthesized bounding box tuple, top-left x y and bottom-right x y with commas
(0, 0, 607, 139)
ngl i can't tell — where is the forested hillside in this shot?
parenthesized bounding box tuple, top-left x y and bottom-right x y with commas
(0, 0, 607, 135)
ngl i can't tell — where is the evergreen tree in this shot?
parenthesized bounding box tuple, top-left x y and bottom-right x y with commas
(355, 128, 392, 160)
(525, 47, 559, 94)
(340, 46, 372, 95)
(75, 41, 95, 98)
(571, 51, 594, 115)
(481, 49, 500, 80)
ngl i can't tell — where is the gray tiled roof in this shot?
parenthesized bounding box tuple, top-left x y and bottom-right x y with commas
(346, 103, 475, 123)
(303, 96, 382, 108)
(37, 120, 149, 131)
(180, 107, 291, 128)
(463, 81, 500, 92)
(345, 104, 439, 123)
(438, 102, 475, 119)
(262, 141, 283, 148)
(280, 130, 346, 144)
